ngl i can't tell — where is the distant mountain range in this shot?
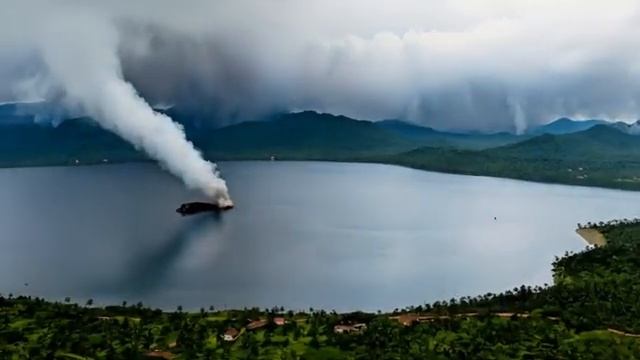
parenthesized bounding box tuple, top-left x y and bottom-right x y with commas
(493, 125, 640, 161)
(375, 120, 523, 150)
(0, 105, 637, 161)
(2, 104, 640, 190)
(0, 101, 69, 124)
(0, 118, 142, 167)
(609, 120, 640, 135)
(195, 111, 416, 159)
(525, 117, 609, 135)
(0, 100, 625, 136)
(384, 124, 640, 190)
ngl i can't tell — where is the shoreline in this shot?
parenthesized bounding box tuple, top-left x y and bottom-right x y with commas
(576, 228, 607, 246)
(1, 158, 640, 194)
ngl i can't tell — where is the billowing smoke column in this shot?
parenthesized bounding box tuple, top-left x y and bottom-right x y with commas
(36, 8, 232, 207)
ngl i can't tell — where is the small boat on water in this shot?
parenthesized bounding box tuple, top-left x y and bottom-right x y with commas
(176, 202, 234, 215)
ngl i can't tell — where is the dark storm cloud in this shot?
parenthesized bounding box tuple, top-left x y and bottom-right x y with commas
(2, 0, 640, 132)
(119, 26, 283, 126)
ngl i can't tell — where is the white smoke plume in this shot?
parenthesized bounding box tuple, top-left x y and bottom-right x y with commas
(32, 4, 232, 206)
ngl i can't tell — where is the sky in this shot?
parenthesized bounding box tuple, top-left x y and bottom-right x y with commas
(1, 0, 640, 132)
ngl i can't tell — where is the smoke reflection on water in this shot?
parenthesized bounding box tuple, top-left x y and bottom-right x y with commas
(3, 161, 640, 311)
(98, 213, 224, 297)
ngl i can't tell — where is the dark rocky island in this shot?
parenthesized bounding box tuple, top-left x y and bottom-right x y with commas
(176, 201, 233, 215)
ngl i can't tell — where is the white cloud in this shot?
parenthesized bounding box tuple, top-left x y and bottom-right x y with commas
(2, 0, 640, 131)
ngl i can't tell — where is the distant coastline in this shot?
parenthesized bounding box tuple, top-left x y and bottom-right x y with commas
(3, 111, 640, 192)
(3, 157, 640, 195)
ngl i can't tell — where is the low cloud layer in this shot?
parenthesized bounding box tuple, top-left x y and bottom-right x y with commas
(2, 0, 640, 132)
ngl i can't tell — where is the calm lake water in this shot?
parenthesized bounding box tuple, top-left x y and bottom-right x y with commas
(0, 161, 638, 311)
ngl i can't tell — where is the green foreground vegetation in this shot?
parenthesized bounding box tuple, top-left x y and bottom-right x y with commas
(3, 219, 640, 359)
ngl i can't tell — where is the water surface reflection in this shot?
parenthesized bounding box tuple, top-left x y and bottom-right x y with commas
(0, 161, 637, 311)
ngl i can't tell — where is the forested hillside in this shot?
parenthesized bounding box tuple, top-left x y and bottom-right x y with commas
(381, 125, 640, 190)
(3, 112, 640, 191)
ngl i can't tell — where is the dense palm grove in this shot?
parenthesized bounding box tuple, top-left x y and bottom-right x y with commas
(2, 220, 640, 359)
